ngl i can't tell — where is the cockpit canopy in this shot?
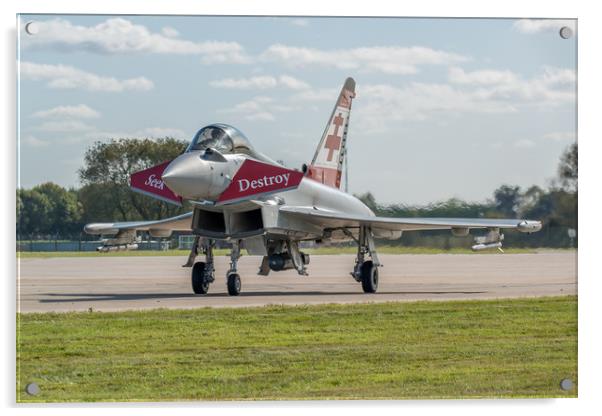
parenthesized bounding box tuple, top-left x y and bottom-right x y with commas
(186, 124, 253, 155)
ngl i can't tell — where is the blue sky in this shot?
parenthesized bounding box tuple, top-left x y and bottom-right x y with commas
(17, 15, 576, 204)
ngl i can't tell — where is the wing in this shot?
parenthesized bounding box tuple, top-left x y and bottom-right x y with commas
(84, 212, 193, 235)
(279, 206, 542, 233)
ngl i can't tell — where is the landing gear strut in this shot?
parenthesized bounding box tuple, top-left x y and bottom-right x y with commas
(350, 225, 381, 293)
(227, 240, 242, 296)
(191, 238, 215, 295)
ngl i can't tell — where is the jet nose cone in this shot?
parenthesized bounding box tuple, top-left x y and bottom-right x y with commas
(161, 153, 211, 199)
(161, 161, 183, 183)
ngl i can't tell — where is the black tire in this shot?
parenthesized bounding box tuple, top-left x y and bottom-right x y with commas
(192, 262, 210, 294)
(227, 273, 241, 296)
(360, 260, 378, 293)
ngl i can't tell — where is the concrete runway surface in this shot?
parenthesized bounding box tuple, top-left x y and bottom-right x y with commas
(18, 251, 576, 312)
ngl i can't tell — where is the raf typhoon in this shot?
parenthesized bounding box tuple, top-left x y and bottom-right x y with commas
(84, 78, 542, 296)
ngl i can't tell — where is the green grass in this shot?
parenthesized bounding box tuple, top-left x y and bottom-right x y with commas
(17, 246, 542, 258)
(17, 296, 577, 402)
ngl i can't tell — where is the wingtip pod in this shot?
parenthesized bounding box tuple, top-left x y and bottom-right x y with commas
(517, 220, 542, 233)
(471, 242, 503, 251)
(84, 223, 117, 235)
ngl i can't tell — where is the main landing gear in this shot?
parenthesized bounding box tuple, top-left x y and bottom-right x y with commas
(185, 237, 243, 296)
(190, 238, 215, 295)
(349, 225, 381, 293)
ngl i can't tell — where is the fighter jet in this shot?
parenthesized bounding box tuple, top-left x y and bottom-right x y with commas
(84, 78, 542, 296)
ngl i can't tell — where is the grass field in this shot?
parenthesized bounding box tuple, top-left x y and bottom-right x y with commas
(17, 246, 542, 258)
(17, 296, 577, 402)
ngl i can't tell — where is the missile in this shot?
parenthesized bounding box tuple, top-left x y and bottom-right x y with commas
(97, 243, 139, 252)
(471, 242, 503, 251)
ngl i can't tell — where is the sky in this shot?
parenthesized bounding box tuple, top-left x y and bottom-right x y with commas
(17, 15, 576, 204)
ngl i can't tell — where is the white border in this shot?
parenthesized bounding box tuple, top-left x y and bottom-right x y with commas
(4, 1, 599, 415)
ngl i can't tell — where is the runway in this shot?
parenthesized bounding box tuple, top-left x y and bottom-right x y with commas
(18, 251, 577, 312)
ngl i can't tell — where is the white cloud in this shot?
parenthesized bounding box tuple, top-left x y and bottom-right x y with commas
(218, 96, 277, 122)
(21, 17, 250, 64)
(260, 44, 468, 75)
(21, 61, 154, 92)
(21, 135, 49, 147)
(513, 19, 576, 34)
(84, 127, 189, 140)
(349, 66, 574, 132)
(36, 120, 95, 132)
(137, 127, 187, 138)
(540, 66, 576, 85)
(290, 88, 338, 102)
(278, 75, 311, 90)
(353, 82, 516, 131)
(216, 66, 574, 133)
(161, 26, 179, 38)
(31, 104, 100, 119)
(210, 75, 309, 90)
(244, 112, 275, 121)
(514, 139, 536, 148)
(448, 66, 575, 105)
(210, 76, 277, 89)
(449, 67, 518, 85)
(231, 97, 273, 112)
(543, 131, 576, 141)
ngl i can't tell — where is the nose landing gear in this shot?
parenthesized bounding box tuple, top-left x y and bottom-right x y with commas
(227, 273, 241, 296)
(188, 238, 243, 296)
(226, 241, 242, 296)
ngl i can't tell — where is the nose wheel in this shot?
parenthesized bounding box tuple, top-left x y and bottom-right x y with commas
(227, 273, 241, 296)
(226, 240, 242, 296)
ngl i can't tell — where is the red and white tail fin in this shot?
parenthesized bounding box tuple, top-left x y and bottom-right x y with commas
(307, 77, 356, 189)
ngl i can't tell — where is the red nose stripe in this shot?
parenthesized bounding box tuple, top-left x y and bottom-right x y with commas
(130, 160, 183, 206)
(217, 159, 303, 205)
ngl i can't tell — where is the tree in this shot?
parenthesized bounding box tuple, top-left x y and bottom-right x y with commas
(493, 185, 522, 217)
(355, 192, 379, 213)
(17, 183, 81, 236)
(78, 137, 189, 221)
(17, 189, 51, 236)
(518, 185, 545, 217)
(558, 142, 577, 192)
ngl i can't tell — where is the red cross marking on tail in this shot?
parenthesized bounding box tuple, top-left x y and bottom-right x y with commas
(324, 113, 344, 161)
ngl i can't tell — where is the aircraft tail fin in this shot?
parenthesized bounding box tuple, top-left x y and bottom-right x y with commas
(307, 77, 355, 189)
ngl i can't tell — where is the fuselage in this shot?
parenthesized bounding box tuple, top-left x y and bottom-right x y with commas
(160, 149, 374, 243)
(162, 150, 373, 218)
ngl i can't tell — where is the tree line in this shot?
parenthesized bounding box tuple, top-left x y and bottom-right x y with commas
(17, 138, 190, 239)
(17, 138, 577, 247)
(357, 142, 577, 248)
